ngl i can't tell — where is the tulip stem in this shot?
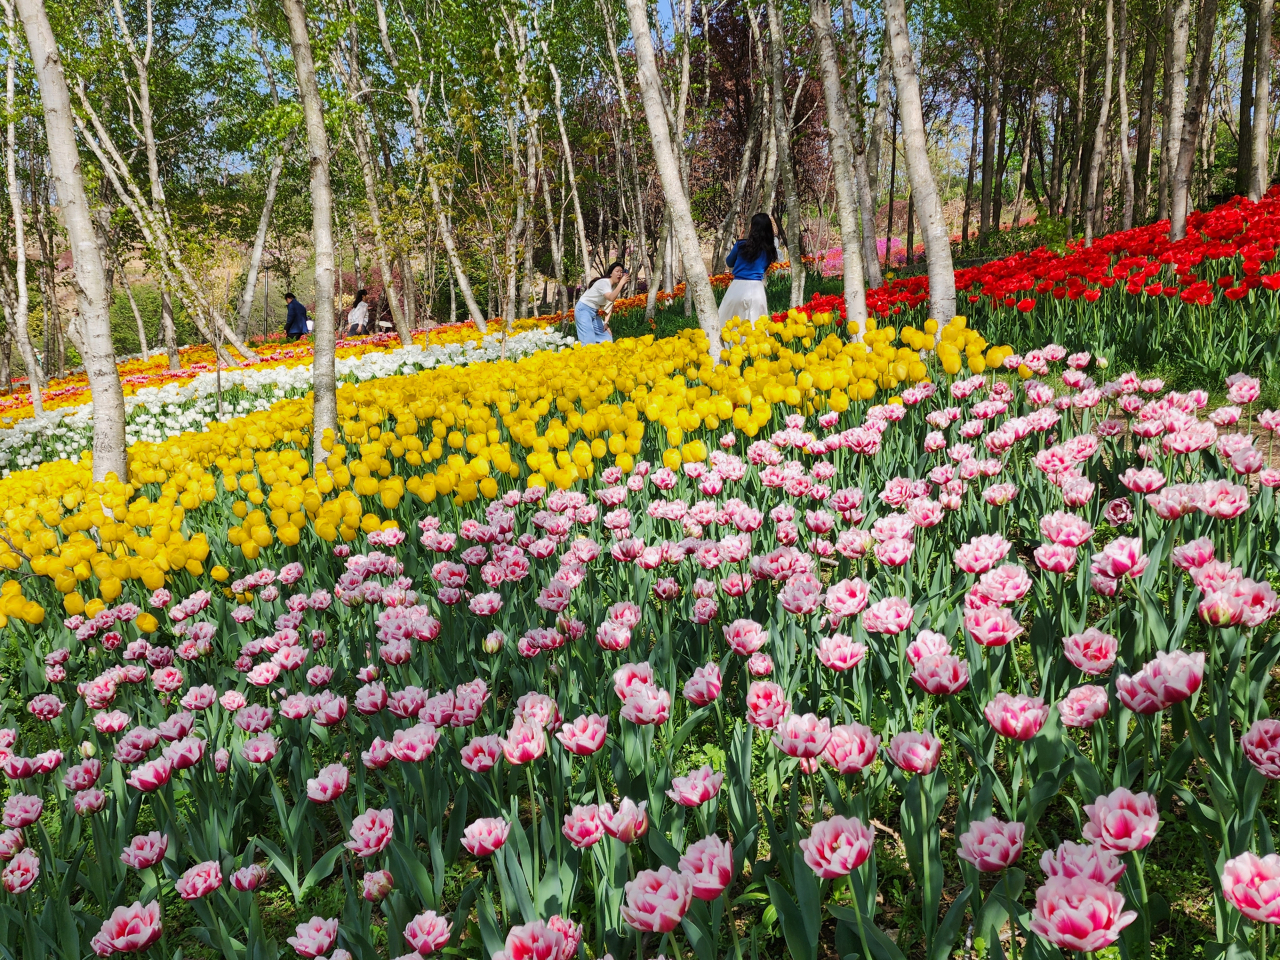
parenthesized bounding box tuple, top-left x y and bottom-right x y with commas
(724, 884, 744, 960)
(1003, 868, 1020, 960)
(526, 765, 539, 911)
(846, 872, 872, 960)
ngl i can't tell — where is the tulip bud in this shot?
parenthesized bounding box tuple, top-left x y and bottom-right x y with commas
(80, 741, 96, 759)
(1096, 356, 1109, 369)
(483, 630, 505, 655)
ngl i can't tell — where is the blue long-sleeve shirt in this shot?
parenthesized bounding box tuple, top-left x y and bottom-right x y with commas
(726, 240, 769, 280)
(285, 299, 310, 334)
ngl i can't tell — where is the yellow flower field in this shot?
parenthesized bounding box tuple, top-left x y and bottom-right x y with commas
(0, 310, 1001, 626)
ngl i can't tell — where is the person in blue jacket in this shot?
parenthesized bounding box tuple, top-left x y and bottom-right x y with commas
(718, 213, 776, 327)
(284, 292, 310, 341)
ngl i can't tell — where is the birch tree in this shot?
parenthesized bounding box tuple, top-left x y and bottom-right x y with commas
(624, 0, 721, 359)
(884, 0, 955, 321)
(1, 0, 40, 413)
(16, 0, 125, 479)
(282, 0, 337, 459)
(1083, 0, 1114, 245)
(809, 0, 868, 334)
(1253, 0, 1273, 200)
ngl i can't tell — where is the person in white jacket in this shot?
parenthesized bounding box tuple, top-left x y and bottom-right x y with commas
(344, 289, 369, 338)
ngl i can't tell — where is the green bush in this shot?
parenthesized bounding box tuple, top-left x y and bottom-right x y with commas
(109, 284, 203, 356)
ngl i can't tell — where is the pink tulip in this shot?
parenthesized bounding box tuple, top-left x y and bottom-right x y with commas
(599, 798, 649, 842)
(861, 596, 914, 635)
(683, 663, 722, 705)
(905, 630, 950, 665)
(822, 723, 881, 775)
(620, 684, 671, 725)
(1028, 876, 1137, 953)
(230, 863, 271, 891)
(287, 916, 338, 958)
(389, 723, 441, 763)
(816, 633, 868, 671)
(1221, 851, 1280, 924)
(1171, 536, 1215, 571)
(984, 692, 1048, 740)
(745, 681, 791, 730)
(547, 914, 583, 960)
(667, 765, 724, 806)
(491, 919, 565, 960)
(747, 653, 774, 676)
(306, 763, 349, 803)
(1082, 787, 1161, 853)
(800, 815, 875, 878)
(555, 714, 609, 755)
(621, 865, 694, 932)
(462, 817, 510, 857)
(346, 808, 395, 857)
(501, 718, 548, 765)
(240, 734, 278, 765)
(0, 829, 24, 861)
(176, 860, 222, 899)
(887, 730, 941, 775)
(91, 901, 163, 957)
(956, 816, 1024, 872)
(723, 619, 768, 655)
(824, 578, 870, 620)
(2, 794, 42, 829)
(1244, 719, 1280, 779)
(911, 654, 970, 695)
(771, 713, 832, 759)
(2, 848, 38, 894)
(562, 804, 605, 849)
(1057, 685, 1110, 728)
(403, 909, 452, 954)
(1040, 840, 1126, 887)
(461, 735, 503, 772)
(214, 748, 230, 773)
(1062, 627, 1119, 675)
(1033, 542, 1078, 573)
(680, 833, 734, 900)
(964, 604, 1024, 647)
(1116, 649, 1204, 715)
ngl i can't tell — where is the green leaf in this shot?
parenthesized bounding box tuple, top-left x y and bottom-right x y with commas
(765, 876, 818, 960)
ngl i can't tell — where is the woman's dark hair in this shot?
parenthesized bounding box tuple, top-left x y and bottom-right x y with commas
(594, 261, 626, 284)
(738, 213, 777, 265)
(354, 288, 366, 305)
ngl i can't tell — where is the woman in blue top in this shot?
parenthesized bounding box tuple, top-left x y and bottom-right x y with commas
(719, 213, 776, 328)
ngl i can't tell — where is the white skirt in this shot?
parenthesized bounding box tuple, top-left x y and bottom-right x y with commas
(717, 278, 769, 327)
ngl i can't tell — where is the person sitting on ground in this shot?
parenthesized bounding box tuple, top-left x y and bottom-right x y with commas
(345, 289, 369, 338)
(719, 212, 776, 328)
(574, 261, 628, 344)
(284, 292, 310, 342)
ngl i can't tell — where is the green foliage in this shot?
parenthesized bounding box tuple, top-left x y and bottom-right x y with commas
(108, 284, 202, 356)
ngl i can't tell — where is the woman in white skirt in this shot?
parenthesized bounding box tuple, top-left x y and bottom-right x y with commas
(719, 213, 776, 327)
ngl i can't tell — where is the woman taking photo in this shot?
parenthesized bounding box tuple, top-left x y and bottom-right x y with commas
(344, 289, 369, 338)
(574, 261, 628, 344)
(719, 213, 776, 327)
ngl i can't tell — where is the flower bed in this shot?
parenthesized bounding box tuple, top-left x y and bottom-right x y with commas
(0, 328, 574, 474)
(0, 294, 1275, 959)
(0, 318, 563, 428)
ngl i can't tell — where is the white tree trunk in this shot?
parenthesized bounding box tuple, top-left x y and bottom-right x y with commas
(766, 0, 807, 308)
(2, 0, 40, 412)
(347, 113, 411, 342)
(884, 0, 956, 321)
(1170, 0, 1218, 240)
(1117, 0, 1135, 229)
(1254, 0, 1274, 200)
(1159, 0, 1191, 222)
(237, 134, 293, 337)
(809, 0, 869, 335)
(282, 0, 337, 461)
(1084, 0, 1114, 245)
(625, 0, 722, 359)
(16, 0, 125, 480)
